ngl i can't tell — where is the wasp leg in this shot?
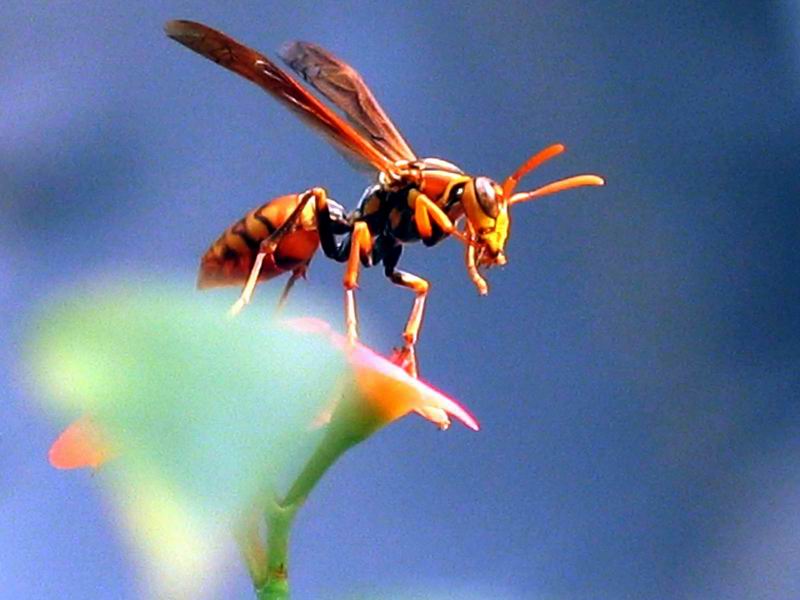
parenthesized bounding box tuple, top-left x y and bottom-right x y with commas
(465, 227, 488, 295)
(302, 188, 369, 347)
(229, 251, 268, 317)
(342, 222, 373, 346)
(302, 188, 378, 348)
(229, 190, 316, 317)
(375, 191, 456, 377)
(310, 188, 353, 259)
(379, 242, 426, 378)
(388, 272, 428, 379)
(411, 191, 455, 238)
(276, 264, 309, 311)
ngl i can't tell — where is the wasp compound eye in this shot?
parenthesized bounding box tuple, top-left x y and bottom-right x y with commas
(475, 177, 499, 218)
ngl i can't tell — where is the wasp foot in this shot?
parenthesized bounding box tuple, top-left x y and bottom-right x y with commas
(390, 344, 418, 379)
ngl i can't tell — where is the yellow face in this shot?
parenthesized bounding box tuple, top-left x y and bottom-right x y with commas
(462, 177, 510, 266)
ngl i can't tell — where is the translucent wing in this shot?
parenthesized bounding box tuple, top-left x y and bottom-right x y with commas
(165, 20, 396, 175)
(280, 41, 417, 163)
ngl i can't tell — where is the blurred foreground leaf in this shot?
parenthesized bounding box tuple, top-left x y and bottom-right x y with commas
(29, 283, 347, 512)
(27, 281, 346, 596)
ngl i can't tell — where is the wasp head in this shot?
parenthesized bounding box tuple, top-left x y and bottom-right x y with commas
(460, 145, 605, 295)
(462, 176, 510, 266)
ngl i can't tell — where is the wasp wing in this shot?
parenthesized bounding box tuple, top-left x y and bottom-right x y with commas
(165, 20, 396, 176)
(280, 41, 417, 164)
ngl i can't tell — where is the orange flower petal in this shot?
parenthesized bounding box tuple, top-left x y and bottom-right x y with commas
(351, 342, 480, 431)
(286, 317, 480, 431)
(48, 415, 112, 470)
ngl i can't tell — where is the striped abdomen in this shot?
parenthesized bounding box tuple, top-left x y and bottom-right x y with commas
(197, 194, 320, 289)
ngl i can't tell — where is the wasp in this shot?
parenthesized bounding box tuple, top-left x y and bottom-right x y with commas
(165, 20, 604, 377)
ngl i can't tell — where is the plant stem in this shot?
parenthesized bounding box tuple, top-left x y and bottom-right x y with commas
(253, 414, 369, 599)
(237, 511, 269, 590)
(283, 423, 365, 507)
(255, 501, 296, 599)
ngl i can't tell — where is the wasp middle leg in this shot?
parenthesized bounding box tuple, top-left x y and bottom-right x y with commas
(382, 190, 458, 377)
(381, 242, 428, 379)
(267, 187, 375, 348)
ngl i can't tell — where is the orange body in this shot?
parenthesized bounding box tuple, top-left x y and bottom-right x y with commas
(197, 194, 320, 289)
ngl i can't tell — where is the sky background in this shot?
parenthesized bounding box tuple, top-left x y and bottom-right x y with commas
(2, 1, 800, 599)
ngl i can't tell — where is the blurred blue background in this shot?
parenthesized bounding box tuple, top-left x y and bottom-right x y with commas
(3, 1, 800, 598)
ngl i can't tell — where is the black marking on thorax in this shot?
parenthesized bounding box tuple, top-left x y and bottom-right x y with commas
(353, 178, 459, 269)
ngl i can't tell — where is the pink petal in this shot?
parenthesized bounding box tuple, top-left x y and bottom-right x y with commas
(352, 343, 480, 431)
(285, 317, 479, 431)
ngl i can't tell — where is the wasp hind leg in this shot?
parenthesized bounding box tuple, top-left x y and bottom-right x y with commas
(229, 251, 268, 317)
(228, 190, 317, 318)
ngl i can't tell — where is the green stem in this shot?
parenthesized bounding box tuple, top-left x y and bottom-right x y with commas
(283, 423, 365, 507)
(253, 414, 370, 599)
(255, 501, 296, 599)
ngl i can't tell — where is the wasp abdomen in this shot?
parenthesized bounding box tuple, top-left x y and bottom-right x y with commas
(197, 194, 321, 289)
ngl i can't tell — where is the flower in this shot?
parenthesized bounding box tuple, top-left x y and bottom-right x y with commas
(33, 283, 479, 597)
(288, 317, 479, 435)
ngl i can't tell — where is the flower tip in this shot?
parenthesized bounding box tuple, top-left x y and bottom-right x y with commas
(411, 381, 480, 432)
(414, 406, 451, 430)
(455, 407, 480, 432)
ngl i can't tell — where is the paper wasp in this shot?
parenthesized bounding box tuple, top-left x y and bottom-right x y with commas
(166, 20, 604, 377)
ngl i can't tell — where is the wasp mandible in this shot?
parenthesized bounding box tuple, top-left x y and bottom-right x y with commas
(165, 20, 604, 378)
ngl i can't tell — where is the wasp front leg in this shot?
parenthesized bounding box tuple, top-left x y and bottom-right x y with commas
(411, 190, 456, 239)
(416, 195, 489, 296)
(464, 223, 489, 296)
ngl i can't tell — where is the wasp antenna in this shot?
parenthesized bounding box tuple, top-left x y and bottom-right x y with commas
(502, 143, 566, 198)
(509, 175, 605, 205)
